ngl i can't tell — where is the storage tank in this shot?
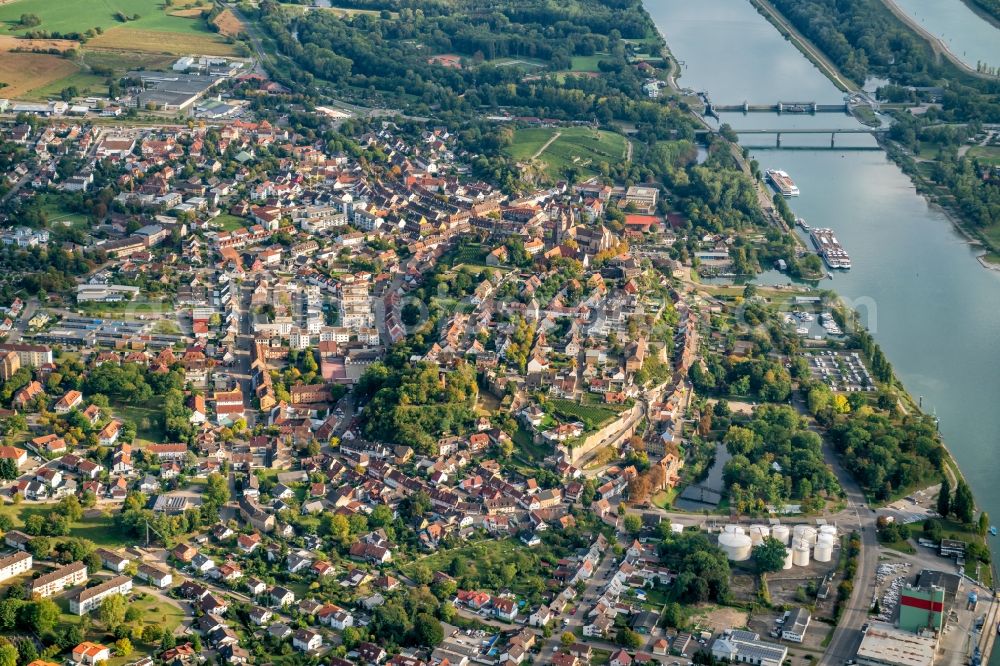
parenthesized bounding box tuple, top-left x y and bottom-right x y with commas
(792, 540, 811, 566)
(793, 525, 817, 545)
(819, 525, 838, 539)
(749, 525, 770, 546)
(719, 532, 753, 561)
(771, 524, 790, 545)
(783, 547, 794, 570)
(723, 525, 745, 535)
(813, 538, 834, 563)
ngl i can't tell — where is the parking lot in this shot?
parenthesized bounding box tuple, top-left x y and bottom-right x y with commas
(803, 351, 874, 392)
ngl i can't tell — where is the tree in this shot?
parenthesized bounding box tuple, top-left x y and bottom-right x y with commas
(663, 602, 684, 629)
(27, 536, 52, 558)
(24, 599, 59, 634)
(617, 628, 643, 649)
(205, 473, 230, 507)
(978, 512, 990, 537)
(752, 537, 787, 574)
(412, 613, 443, 647)
(560, 631, 575, 647)
(0, 641, 16, 666)
(623, 514, 642, 535)
(114, 639, 133, 657)
(954, 480, 975, 524)
(0, 460, 17, 480)
(99, 594, 127, 630)
(937, 477, 951, 518)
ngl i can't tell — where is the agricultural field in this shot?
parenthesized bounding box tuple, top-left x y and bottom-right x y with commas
(211, 8, 244, 37)
(506, 126, 628, 180)
(0, 52, 78, 97)
(0, 0, 239, 96)
(548, 398, 620, 431)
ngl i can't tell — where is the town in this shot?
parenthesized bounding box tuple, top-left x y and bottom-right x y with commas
(0, 0, 995, 664)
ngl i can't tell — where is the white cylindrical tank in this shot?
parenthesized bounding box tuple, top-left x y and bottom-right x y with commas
(817, 533, 836, 546)
(793, 525, 817, 545)
(723, 525, 745, 535)
(771, 525, 790, 545)
(814, 539, 834, 562)
(719, 532, 753, 561)
(792, 540, 811, 566)
(783, 547, 794, 570)
(749, 525, 770, 546)
(819, 525, 838, 539)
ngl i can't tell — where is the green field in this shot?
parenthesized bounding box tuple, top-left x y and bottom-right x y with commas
(214, 213, 250, 231)
(0, 0, 212, 36)
(506, 126, 628, 180)
(0, 505, 133, 547)
(968, 145, 1000, 166)
(569, 54, 608, 72)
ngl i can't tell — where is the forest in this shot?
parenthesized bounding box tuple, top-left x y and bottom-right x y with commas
(355, 359, 479, 454)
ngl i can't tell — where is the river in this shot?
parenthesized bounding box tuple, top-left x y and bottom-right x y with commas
(644, 0, 1000, 589)
(891, 0, 1000, 71)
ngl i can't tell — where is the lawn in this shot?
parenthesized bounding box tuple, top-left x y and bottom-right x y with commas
(118, 401, 166, 444)
(0, 504, 133, 547)
(569, 54, 608, 72)
(214, 213, 250, 231)
(513, 427, 550, 461)
(549, 398, 619, 431)
(506, 126, 628, 180)
(968, 145, 1000, 166)
(24, 70, 108, 100)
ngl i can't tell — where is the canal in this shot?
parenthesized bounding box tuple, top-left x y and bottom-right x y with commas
(644, 0, 1000, 589)
(891, 0, 1000, 72)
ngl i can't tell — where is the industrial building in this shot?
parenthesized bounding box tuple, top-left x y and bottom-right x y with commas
(711, 630, 787, 666)
(856, 623, 936, 666)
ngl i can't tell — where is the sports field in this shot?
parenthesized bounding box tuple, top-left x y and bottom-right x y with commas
(506, 126, 629, 179)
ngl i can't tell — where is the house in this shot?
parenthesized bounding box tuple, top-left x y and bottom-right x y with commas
(270, 586, 295, 607)
(54, 390, 83, 414)
(97, 549, 131, 573)
(292, 629, 322, 652)
(0, 446, 27, 469)
(356, 642, 387, 664)
(493, 597, 518, 622)
(191, 553, 216, 574)
(137, 563, 172, 588)
(249, 606, 273, 626)
(318, 603, 354, 630)
(4, 530, 31, 551)
(71, 643, 110, 665)
(781, 607, 811, 643)
(98, 421, 121, 446)
(610, 649, 633, 666)
(529, 605, 552, 627)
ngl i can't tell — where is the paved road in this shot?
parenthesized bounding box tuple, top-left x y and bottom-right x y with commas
(536, 549, 617, 661)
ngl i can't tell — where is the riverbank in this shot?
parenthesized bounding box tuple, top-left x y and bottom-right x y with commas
(881, 0, 998, 77)
(642, 0, 999, 611)
(747, 0, 858, 93)
(960, 0, 1000, 30)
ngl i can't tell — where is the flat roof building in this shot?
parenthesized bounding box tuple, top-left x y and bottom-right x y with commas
(856, 623, 936, 666)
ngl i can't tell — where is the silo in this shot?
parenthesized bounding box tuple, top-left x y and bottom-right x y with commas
(793, 525, 817, 545)
(813, 535, 834, 563)
(819, 525, 838, 539)
(723, 524, 745, 535)
(719, 532, 753, 561)
(782, 548, 793, 570)
(749, 525, 770, 546)
(771, 524, 791, 545)
(792, 539, 811, 566)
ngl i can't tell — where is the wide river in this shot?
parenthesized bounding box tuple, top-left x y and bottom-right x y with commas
(644, 0, 1000, 578)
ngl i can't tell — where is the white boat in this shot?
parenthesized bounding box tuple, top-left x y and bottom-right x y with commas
(766, 169, 800, 197)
